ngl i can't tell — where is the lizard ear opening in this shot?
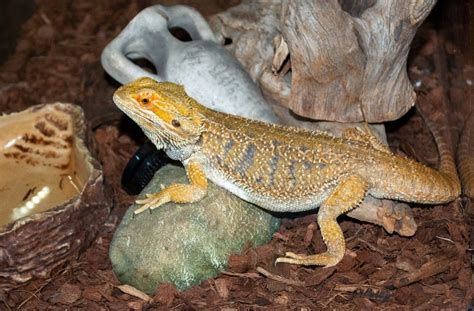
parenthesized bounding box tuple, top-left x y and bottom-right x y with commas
(171, 119, 181, 127)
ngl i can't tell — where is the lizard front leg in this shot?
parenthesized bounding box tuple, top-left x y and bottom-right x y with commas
(134, 161, 208, 215)
(276, 175, 368, 267)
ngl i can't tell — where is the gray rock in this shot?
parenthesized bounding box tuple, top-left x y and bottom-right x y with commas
(110, 164, 280, 293)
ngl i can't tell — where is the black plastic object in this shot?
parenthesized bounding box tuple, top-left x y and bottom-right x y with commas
(122, 140, 170, 195)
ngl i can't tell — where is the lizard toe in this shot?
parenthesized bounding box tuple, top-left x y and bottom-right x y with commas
(275, 252, 341, 267)
(283, 252, 307, 260)
(133, 201, 154, 214)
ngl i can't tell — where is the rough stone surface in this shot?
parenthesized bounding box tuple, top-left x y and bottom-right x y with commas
(110, 164, 280, 293)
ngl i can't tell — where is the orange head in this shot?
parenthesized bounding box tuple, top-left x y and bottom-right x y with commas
(113, 77, 204, 147)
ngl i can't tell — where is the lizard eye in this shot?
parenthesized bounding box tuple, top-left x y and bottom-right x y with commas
(141, 98, 150, 105)
(171, 119, 181, 127)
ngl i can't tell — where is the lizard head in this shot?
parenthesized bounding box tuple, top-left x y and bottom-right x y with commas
(113, 77, 204, 147)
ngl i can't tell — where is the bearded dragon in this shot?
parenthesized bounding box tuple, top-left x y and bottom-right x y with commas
(113, 77, 460, 267)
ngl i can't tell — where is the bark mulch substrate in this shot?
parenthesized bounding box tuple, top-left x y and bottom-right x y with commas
(0, 1, 471, 309)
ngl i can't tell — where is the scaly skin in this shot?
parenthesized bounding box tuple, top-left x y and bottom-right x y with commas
(457, 112, 474, 198)
(113, 77, 461, 267)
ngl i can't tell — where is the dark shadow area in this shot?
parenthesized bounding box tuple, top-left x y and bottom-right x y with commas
(0, 0, 36, 65)
(169, 26, 193, 42)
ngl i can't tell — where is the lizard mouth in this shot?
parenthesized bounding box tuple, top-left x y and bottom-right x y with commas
(114, 100, 170, 138)
(112, 90, 126, 110)
(112, 92, 150, 125)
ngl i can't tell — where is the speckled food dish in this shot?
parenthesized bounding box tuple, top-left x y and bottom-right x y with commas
(0, 103, 110, 289)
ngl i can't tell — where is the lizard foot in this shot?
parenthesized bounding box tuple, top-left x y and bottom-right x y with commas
(133, 162, 208, 216)
(134, 192, 169, 215)
(275, 251, 341, 267)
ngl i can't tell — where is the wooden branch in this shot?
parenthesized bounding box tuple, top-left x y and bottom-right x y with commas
(280, 0, 366, 122)
(211, 0, 437, 122)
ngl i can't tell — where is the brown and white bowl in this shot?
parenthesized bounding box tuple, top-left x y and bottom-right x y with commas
(0, 103, 110, 289)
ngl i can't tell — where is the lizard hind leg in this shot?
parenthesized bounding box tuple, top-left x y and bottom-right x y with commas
(276, 175, 368, 267)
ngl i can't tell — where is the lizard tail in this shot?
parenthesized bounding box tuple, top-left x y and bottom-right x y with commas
(457, 112, 474, 198)
(416, 106, 461, 198)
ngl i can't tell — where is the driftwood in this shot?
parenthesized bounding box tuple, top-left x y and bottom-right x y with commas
(210, 0, 287, 116)
(211, 0, 436, 122)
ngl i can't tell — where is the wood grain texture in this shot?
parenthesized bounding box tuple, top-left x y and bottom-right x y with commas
(212, 0, 436, 122)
